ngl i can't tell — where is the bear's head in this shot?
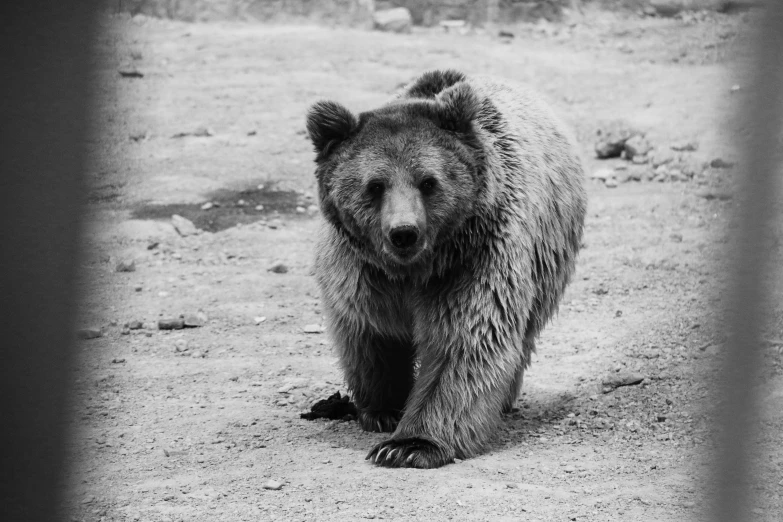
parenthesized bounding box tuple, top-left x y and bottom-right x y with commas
(306, 81, 484, 272)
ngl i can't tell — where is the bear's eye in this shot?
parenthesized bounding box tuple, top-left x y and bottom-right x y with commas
(367, 181, 385, 197)
(419, 178, 437, 194)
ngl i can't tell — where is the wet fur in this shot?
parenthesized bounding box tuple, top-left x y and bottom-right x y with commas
(306, 70, 587, 468)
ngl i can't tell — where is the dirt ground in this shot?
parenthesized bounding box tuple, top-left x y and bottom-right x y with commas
(67, 6, 783, 522)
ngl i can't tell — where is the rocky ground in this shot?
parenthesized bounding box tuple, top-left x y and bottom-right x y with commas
(66, 6, 782, 522)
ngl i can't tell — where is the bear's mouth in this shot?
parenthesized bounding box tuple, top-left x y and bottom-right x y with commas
(382, 240, 427, 266)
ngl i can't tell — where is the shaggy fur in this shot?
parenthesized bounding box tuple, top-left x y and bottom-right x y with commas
(306, 70, 587, 468)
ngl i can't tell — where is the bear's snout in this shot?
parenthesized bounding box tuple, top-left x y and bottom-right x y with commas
(389, 225, 420, 249)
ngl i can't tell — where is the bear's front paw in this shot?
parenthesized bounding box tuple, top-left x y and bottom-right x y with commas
(366, 436, 453, 468)
(358, 410, 401, 433)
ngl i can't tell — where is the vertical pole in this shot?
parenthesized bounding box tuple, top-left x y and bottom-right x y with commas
(0, 2, 98, 521)
(713, 2, 783, 521)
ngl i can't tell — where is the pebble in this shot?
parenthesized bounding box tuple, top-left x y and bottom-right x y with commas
(564, 465, 576, 473)
(709, 158, 734, 169)
(303, 324, 324, 334)
(671, 141, 698, 152)
(656, 415, 667, 422)
(601, 373, 645, 393)
(173, 339, 188, 352)
(623, 135, 651, 159)
(128, 320, 143, 330)
(134, 285, 143, 292)
(254, 316, 267, 324)
(171, 214, 198, 237)
(590, 168, 615, 180)
(263, 480, 283, 491)
(307, 204, 319, 215)
(255, 204, 264, 211)
(296, 206, 306, 214)
(190, 350, 203, 358)
(115, 259, 136, 272)
(604, 178, 618, 188)
(78, 328, 102, 340)
(200, 202, 213, 210)
(268, 261, 288, 274)
(158, 317, 185, 330)
(183, 312, 207, 327)
(112, 358, 126, 364)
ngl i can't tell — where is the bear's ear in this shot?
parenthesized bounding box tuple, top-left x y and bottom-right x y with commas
(306, 100, 358, 161)
(432, 82, 480, 134)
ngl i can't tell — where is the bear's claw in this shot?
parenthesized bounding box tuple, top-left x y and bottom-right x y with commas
(365, 436, 453, 468)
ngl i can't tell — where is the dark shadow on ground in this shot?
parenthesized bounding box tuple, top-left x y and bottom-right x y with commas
(131, 181, 312, 232)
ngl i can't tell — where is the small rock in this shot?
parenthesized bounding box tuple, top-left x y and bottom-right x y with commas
(671, 141, 698, 152)
(134, 285, 143, 292)
(306, 204, 319, 215)
(183, 312, 207, 327)
(255, 204, 264, 211)
(115, 259, 136, 272)
(200, 202, 213, 210)
(77, 328, 102, 340)
(564, 465, 576, 473)
(190, 350, 203, 359)
(594, 122, 641, 159)
(268, 261, 288, 274)
(372, 7, 412, 33)
(171, 214, 198, 237)
(624, 135, 652, 159)
(253, 316, 267, 325)
(602, 373, 645, 393)
(590, 168, 615, 181)
(118, 67, 143, 78)
(158, 317, 185, 330)
(695, 189, 732, 201)
(112, 358, 126, 364)
(173, 339, 188, 352)
(296, 206, 306, 214)
(604, 178, 618, 188)
(128, 320, 143, 330)
(303, 324, 324, 334)
(730, 84, 741, 93)
(657, 415, 667, 422)
(709, 158, 734, 169)
(263, 480, 283, 491)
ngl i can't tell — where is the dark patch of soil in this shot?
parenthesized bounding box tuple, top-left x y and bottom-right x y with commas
(131, 182, 310, 232)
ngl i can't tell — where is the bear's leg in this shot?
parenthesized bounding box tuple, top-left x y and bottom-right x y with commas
(502, 366, 524, 414)
(335, 328, 415, 433)
(366, 281, 531, 468)
(502, 337, 535, 413)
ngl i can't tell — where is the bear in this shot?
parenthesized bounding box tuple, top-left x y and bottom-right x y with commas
(305, 69, 587, 468)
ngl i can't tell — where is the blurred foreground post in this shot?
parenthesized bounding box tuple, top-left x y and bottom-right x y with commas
(714, 2, 783, 521)
(0, 2, 98, 522)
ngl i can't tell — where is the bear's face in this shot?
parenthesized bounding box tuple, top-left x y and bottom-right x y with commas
(307, 84, 484, 270)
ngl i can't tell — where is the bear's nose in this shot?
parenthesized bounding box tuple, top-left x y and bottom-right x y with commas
(389, 226, 419, 249)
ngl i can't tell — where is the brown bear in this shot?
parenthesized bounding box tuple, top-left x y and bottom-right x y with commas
(305, 70, 586, 468)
